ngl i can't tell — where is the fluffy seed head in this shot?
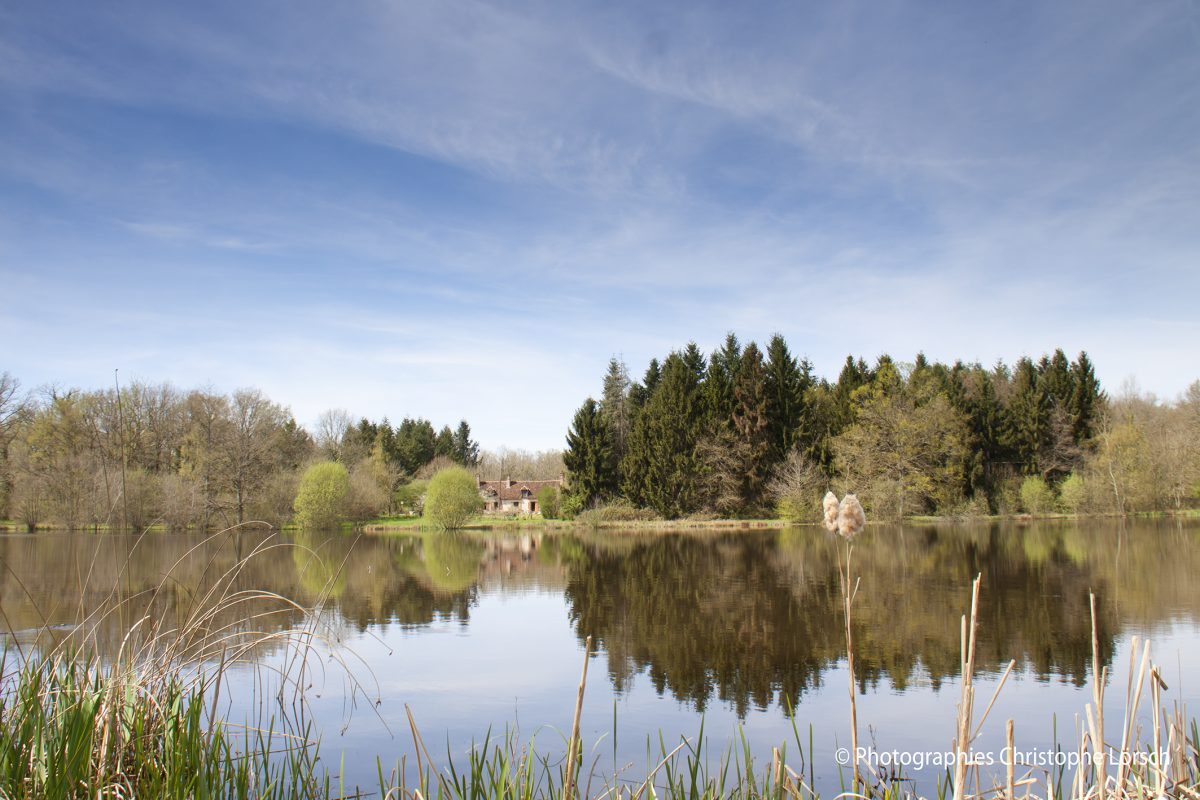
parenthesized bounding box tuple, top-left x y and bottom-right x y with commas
(837, 494, 866, 540)
(822, 491, 840, 533)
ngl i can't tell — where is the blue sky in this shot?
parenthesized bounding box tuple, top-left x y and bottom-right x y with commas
(2, 1, 1198, 450)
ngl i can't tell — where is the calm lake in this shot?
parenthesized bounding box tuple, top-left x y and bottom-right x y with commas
(2, 519, 1198, 794)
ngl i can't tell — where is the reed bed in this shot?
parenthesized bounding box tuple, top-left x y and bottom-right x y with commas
(0, 526, 373, 799)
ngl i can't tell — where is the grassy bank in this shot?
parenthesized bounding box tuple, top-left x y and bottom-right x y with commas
(360, 509, 1200, 534)
(359, 515, 786, 533)
(6, 507, 1197, 535)
(0, 652, 330, 799)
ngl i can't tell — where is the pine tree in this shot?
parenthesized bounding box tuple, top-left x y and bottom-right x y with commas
(563, 398, 617, 507)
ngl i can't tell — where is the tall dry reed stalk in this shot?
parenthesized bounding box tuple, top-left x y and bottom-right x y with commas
(825, 491, 866, 793)
(945, 577, 1197, 800)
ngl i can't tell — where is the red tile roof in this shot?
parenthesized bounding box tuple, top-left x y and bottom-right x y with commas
(478, 478, 563, 502)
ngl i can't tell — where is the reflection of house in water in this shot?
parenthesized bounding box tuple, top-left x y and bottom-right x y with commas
(478, 534, 567, 592)
(476, 476, 563, 514)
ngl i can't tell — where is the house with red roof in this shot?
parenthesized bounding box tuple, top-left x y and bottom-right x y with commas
(477, 476, 564, 515)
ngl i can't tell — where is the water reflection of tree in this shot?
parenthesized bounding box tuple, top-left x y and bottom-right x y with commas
(5, 521, 1198, 717)
(562, 521, 1200, 716)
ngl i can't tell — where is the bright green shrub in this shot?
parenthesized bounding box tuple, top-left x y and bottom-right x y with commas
(293, 461, 350, 529)
(1019, 475, 1055, 515)
(1059, 473, 1087, 513)
(423, 466, 482, 530)
(536, 486, 561, 519)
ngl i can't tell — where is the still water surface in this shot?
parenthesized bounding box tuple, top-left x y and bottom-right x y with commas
(2, 520, 1198, 793)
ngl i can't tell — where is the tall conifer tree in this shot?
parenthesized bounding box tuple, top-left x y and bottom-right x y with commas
(704, 333, 742, 429)
(600, 358, 632, 464)
(732, 343, 772, 505)
(621, 353, 703, 517)
(763, 334, 809, 464)
(1069, 351, 1103, 442)
(1007, 357, 1048, 475)
(564, 398, 617, 507)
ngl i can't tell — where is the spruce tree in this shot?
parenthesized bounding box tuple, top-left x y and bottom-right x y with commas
(1040, 349, 1074, 411)
(1006, 357, 1048, 475)
(451, 420, 479, 467)
(640, 359, 662, 399)
(704, 333, 742, 428)
(763, 334, 808, 464)
(682, 342, 707, 384)
(1069, 351, 1102, 442)
(833, 356, 871, 431)
(621, 353, 703, 517)
(563, 398, 617, 507)
(600, 358, 632, 463)
(731, 343, 772, 507)
(964, 366, 1004, 502)
(434, 425, 455, 459)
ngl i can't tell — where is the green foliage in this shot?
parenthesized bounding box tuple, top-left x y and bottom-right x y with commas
(560, 490, 585, 520)
(573, 500, 660, 525)
(1020, 475, 1056, 514)
(1008, 358, 1049, 475)
(536, 485, 561, 519)
(622, 352, 705, 518)
(833, 388, 971, 518)
(395, 479, 429, 515)
(563, 398, 617, 507)
(423, 466, 483, 530)
(0, 656, 331, 799)
(731, 342, 772, 503)
(293, 461, 350, 529)
(566, 337, 1133, 519)
(703, 332, 742, 426)
(764, 334, 813, 463)
(451, 420, 480, 467)
(599, 358, 632, 463)
(1059, 472, 1087, 513)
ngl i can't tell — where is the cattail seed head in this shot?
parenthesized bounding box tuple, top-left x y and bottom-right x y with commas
(837, 494, 866, 540)
(822, 491, 840, 533)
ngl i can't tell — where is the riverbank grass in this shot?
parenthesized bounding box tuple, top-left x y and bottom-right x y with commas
(0, 650, 329, 799)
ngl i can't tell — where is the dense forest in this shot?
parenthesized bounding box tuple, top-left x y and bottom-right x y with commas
(562, 335, 1200, 519)
(0, 372, 496, 530)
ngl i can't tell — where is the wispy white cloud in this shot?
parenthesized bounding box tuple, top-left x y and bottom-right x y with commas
(1, 0, 1198, 448)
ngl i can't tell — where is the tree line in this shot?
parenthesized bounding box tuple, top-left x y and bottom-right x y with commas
(562, 335, 1200, 519)
(0, 372, 482, 530)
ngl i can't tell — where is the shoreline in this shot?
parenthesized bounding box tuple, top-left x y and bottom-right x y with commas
(4, 508, 1196, 534)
